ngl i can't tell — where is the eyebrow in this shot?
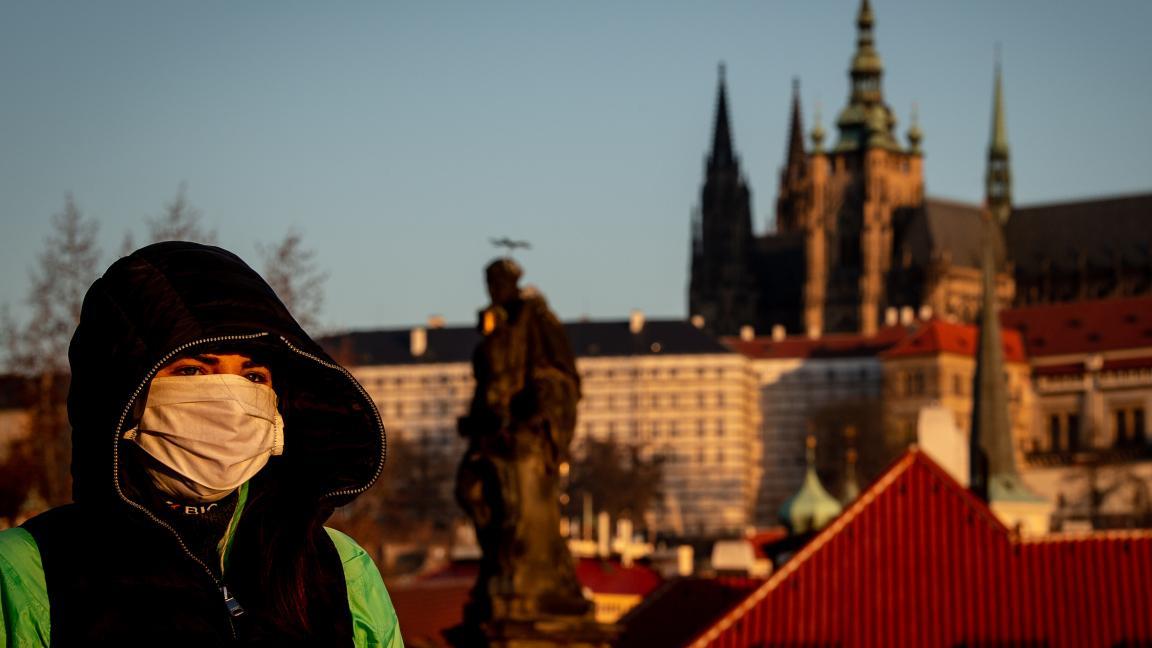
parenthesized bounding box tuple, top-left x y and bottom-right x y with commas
(186, 355, 270, 369)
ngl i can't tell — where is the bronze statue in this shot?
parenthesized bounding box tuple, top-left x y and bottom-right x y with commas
(455, 258, 591, 626)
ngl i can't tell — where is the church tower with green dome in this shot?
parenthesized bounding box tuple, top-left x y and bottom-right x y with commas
(779, 435, 844, 534)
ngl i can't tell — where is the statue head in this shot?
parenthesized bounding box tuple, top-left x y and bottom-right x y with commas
(485, 257, 522, 305)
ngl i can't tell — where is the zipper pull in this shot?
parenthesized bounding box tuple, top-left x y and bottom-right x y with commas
(222, 585, 247, 617)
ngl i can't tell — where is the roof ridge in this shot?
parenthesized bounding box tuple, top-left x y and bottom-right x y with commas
(687, 448, 1010, 648)
(1015, 190, 1152, 211)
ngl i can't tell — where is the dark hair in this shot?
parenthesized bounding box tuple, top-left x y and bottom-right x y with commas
(227, 475, 339, 638)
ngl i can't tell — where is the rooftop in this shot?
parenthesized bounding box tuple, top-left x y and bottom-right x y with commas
(1001, 295, 1152, 359)
(880, 318, 1027, 362)
(320, 318, 733, 367)
(688, 449, 1152, 647)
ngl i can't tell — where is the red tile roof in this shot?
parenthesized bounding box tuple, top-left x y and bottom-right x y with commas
(574, 558, 663, 596)
(1002, 295, 1152, 358)
(724, 325, 910, 360)
(389, 557, 663, 646)
(880, 318, 1027, 362)
(689, 449, 1152, 648)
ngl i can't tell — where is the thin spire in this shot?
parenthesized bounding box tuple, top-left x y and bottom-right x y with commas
(786, 78, 806, 170)
(810, 100, 826, 153)
(969, 216, 1024, 502)
(990, 51, 1009, 156)
(985, 52, 1012, 224)
(906, 102, 923, 154)
(709, 62, 736, 169)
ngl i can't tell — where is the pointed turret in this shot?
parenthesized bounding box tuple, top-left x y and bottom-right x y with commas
(810, 101, 826, 154)
(985, 56, 1012, 224)
(785, 78, 806, 175)
(969, 216, 1026, 502)
(835, 0, 899, 152)
(776, 78, 810, 233)
(688, 63, 758, 336)
(709, 63, 736, 170)
(779, 433, 843, 534)
(906, 102, 923, 155)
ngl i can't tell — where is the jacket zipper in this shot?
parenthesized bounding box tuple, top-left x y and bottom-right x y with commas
(110, 331, 388, 638)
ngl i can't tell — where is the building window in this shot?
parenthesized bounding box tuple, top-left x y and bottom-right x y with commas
(1067, 413, 1081, 451)
(1114, 406, 1148, 446)
(1049, 414, 1061, 451)
(1115, 409, 1129, 446)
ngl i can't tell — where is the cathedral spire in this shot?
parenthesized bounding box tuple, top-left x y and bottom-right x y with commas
(785, 78, 806, 173)
(709, 62, 736, 169)
(969, 216, 1023, 502)
(835, 0, 899, 152)
(985, 53, 1012, 224)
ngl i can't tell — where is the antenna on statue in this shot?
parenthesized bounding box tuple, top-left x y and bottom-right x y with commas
(490, 237, 532, 256)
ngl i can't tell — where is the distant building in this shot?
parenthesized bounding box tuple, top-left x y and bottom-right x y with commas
(322, 313, 762, 536)
(1003, 296, 1152, 529)
(724, 325, 905, 525)
(688, 0, 1152, 338)
(878, 318, 1034, 463)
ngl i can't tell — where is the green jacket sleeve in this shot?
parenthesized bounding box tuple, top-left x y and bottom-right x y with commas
(324, 527, 403, 648)
(0, 527, 50, 648)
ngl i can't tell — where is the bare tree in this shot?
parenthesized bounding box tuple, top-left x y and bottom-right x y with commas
(0, 195, 101, 507)
(146, 183, 216, 244)
(259, 229, 327, 332)
(564, 437, 665, 530)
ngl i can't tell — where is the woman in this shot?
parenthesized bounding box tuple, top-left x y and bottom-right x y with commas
(0, 242, 401, 645)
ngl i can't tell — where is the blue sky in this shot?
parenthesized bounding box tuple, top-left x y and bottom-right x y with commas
(2, 1, 1150, 334)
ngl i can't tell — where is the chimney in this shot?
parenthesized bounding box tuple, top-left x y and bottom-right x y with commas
(629, 309, 645, 335)
(597, 511, 611, 558)
(900, 306, 915, 326)
(410, 326, 427, 357)
(690, 314, 705, 329)
(427, 314, 445, 329)
(771, 324, 786, 341)
(885, 307, 899, 327)
(739, 325, 755, 341)
(676, 545, 694, 577)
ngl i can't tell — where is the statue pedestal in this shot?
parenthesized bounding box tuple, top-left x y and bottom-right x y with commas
(445, 615, 620, 648)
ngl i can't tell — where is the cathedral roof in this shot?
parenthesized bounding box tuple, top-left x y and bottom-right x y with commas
(895, 197, 1007, 270)
(1005, 192, 1152, 278)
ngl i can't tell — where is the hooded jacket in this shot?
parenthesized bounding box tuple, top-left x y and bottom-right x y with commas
(0, 242, 400, 646)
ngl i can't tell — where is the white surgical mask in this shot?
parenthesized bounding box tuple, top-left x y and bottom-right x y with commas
(125, 374, 285, 503)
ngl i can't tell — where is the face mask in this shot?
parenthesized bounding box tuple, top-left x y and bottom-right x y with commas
(124, 374, 285, 503)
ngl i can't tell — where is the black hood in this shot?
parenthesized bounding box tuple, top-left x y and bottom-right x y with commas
(67, 241, 385, 508)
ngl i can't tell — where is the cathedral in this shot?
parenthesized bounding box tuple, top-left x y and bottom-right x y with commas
(689, 0, 1152, 338)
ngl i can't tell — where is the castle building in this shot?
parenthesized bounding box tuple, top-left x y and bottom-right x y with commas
(688, 0, 1151, 338)
(322, 313, 762, 537)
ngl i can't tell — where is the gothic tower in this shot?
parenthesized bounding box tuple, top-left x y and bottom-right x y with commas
(986, 58, 1012, 225)
(784, 0, 925, 336)
(689, 65, 758, 335)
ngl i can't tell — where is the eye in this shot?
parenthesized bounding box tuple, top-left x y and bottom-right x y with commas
(244, 370, 272, 385)
(172, 364, 206, 376)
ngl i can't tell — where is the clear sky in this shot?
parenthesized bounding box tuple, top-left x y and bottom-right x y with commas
(2, 1, 1150, 335)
